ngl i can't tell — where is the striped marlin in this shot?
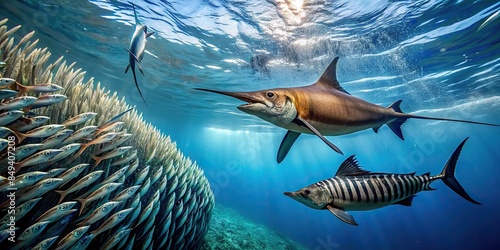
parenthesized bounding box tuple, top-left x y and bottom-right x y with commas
(195, 57, 499, 163)
(284, 138, 480, 226)
(125, 2, 154, 106)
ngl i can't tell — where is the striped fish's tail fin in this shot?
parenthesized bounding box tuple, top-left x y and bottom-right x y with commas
(434, 137, 481, 205)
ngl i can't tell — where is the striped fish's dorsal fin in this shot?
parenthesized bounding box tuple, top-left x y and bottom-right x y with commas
(335, 155, 373, 176)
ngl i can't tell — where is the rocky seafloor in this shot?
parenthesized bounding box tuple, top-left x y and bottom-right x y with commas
(201, 205, 307, 250)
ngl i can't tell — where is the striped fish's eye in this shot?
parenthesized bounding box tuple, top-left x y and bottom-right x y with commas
(44, 151, 50, 156)
(304, 189, 311, 195)
(26, 174, 34, 180)
(102, 206, 109, 212)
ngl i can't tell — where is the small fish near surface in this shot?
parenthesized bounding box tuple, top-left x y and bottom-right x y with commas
(125, 3, 154, 106)
(284, 138, 480, 226)
(195, 57, 499, 163)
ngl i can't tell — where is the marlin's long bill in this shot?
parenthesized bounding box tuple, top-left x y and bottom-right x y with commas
(284, 138, 480, 226)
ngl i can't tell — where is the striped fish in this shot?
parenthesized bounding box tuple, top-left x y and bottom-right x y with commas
(284, 138, 480, 225)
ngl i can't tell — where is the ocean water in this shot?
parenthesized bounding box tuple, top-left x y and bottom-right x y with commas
(1, 0, 499, 249)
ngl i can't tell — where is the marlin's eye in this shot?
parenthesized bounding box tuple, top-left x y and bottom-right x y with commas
(304, 189, 311, 195)
(266, 92, 275, 98)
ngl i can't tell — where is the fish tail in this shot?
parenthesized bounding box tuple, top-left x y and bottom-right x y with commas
(12, 130, 26, 144)
(76, 198, 87, 216)
(55, 190, 66, 204)
(386, 100, 409, 140)
(391, 99, 500, 127)
(13, 162, 23, 174)
(72, 143, 89, 161)
(16, 82, 28, 96)
(131, 66, 148, 106)
(91, 155, 102, 171)
(433, 137, 481, 205)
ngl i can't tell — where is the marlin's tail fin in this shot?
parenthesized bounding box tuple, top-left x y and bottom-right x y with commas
(386, 100, 408, 140)
(384, 100, 499, 140)
(434, 137, 481, 205)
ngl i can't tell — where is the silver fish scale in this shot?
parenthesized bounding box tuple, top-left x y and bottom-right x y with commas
(0, 19, 213, 250)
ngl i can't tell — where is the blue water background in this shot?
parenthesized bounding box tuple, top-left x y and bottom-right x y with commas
(1, 0, 499, 249)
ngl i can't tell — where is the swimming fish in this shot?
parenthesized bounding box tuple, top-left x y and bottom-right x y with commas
(38, 129, 73, 150)
(57, 163, 89, 187)
(0, 89, 18, 100)
(0, 110, 24, 126)
(17, 221, 51, 241)
(75, 182, 122, 215)
(61, 112, 97, 127)
(31, 236, 59, 250)
(13, 149, 63, 173)
(196, 57, 499, 163)
(13, 124, 65, 144)
(0, 96, 37, 110)
(62, 125, 98, 145)
(0, 78, 16, 87)
(15, 82, 63, 96)
(0, 171, 47, 191)
(90, 207, 133, 237)
(16, 115, 50, 132)
(125, 3, 153, 105)
(91, 145, 133, 169)
(76, 201, 122, 226)
(53, 225, 90, 250)
(284, 138, 480, 225)
(34, 201, 77, 223)
(27, 94, 67, 110)
(55, 170, 104, 203)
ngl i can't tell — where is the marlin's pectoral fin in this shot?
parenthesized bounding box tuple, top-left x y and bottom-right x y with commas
(294, 117, 343, 155)
(125, 64, 131, 74)
(146, 31, 154, 38)
(277, 131, 301, 163)
(327, 205, 358, 226)
(125, 48, 142, 64)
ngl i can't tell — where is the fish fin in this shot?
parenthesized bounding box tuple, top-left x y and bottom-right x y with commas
(16, 82, 28, 96)
(137, 62, 145, 75)
(438, 138, 481, 205)
(125, 48, 142, 64)
(75, 198, 87, 216)
(294, 116, 343, 155)
(326, 205, 358, 226)
(386, 100, 408, 140)
(146, 31, 154, 38)
(277, 130, 301, 163)
(393, 195, 415, 206)
(335, 155, 373, 176)
(55, 190, 66, 204)
(130, 66, 148, 106)
(13, 162, 22, 174)
(315, 57, 350, 95)
(12, 130, 26, 144)
(125, 64, 131, 74)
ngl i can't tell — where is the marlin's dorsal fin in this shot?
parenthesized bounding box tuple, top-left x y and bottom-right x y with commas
(316, 57, 350, 95)
(335, 155, 372, 176)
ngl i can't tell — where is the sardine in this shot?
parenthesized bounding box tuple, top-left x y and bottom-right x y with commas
(61, 112, 97, 127)
(55, 170, 104, 203)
